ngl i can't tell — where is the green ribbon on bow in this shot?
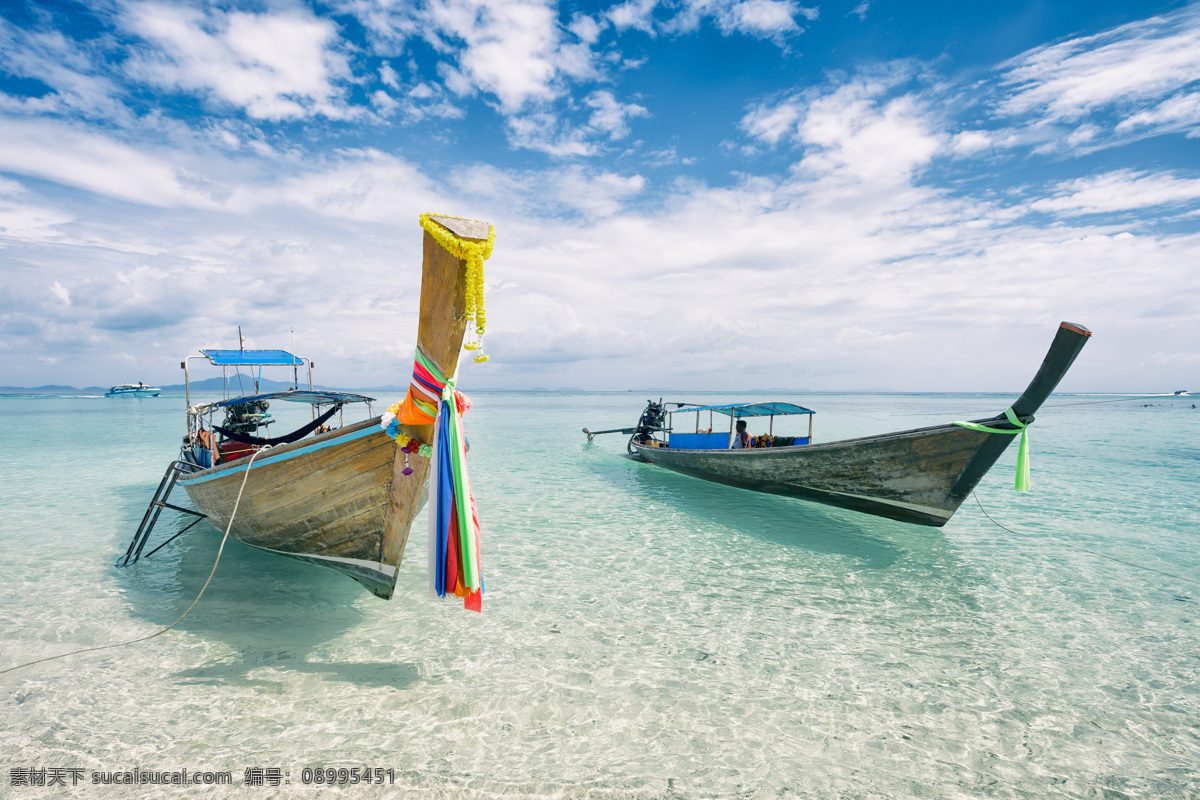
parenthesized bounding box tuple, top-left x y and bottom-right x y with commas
(952, 408, 1031, 492)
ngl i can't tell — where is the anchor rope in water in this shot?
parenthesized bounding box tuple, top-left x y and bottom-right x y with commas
(970, 490, 1200, 588)
(0, 447, 271, 677)
(892, 394, 1187, 418)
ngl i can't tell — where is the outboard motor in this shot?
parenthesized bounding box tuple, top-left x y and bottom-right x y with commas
(225, 399, 271, 435)
(629, 398, 668, 453)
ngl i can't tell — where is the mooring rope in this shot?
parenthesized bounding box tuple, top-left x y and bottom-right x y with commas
(0, 447, 271, 677)
(971, 490, 1200, 588)
(892, 394, 1187, 418)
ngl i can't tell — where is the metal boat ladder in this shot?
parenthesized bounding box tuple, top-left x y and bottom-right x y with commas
(118, 460, 207, 567)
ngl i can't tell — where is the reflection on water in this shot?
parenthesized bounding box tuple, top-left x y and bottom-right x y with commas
(614, 454, 908, 569)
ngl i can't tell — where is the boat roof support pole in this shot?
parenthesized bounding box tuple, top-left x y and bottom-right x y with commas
(182, 359, 190, 414)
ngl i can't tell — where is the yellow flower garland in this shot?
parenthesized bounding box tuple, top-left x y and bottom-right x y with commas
(418, 212, 496, 363)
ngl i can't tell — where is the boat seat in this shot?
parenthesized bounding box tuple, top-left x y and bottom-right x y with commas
(669, 432, 730, 449)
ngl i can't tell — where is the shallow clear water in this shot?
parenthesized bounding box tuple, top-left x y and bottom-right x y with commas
(1, 391, 1198, 798)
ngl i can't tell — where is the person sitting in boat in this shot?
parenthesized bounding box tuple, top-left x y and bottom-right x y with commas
(731, 420, 751, 449)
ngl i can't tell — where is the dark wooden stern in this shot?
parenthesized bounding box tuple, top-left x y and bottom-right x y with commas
(633, 322, 1092, 527)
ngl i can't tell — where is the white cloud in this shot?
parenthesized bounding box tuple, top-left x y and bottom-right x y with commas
(743, 74, 944, 188)
(609, 0, 658, 34)
(507, 112, 597, 156)
(1147, 351, 1200, 365)
(585, 91, 649, 140)
(1117, 91, 1200, 134)
(380, 62, 401, 90)
(741, 94, 805, 146)
(123, 3, 354, 120)
(0, 117, 215, 207)
(0, 177, 28, 197)
(1028, 170, 1200, 216)
(950, 130, 992, 156)
(0, 18, 135, 125)
(798, 90, 942, 186)
(421, 0, 597, 113)
(997, 5, 1200, 136)
(717, 0, 805, 38)
(666, 0, 816, 39)
(568, 13, 606, 44)
(50, 281, 71, 305)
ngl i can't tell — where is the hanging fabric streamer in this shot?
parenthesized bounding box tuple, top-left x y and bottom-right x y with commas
(952, 408, 1031, 492)
(423, 355, 483, 611)
(380, 346, 482, 611)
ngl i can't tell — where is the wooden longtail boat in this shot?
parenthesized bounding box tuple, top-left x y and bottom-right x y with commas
(585, 322, 1091, 527)
(135, 215, 490, 599)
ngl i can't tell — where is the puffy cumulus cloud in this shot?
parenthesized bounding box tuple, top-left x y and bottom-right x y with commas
(997, 5, 1200, 138)
(742, 72, 945, 188)
(608, 0, 659, 35)
(417, 0, 598, 113)
(712, 0, 812, 38)
(585, 91, 649, 140)
(1027, 170, 1200, 216)
(122, 3, 354, 120)
(567, 13, 606, 44)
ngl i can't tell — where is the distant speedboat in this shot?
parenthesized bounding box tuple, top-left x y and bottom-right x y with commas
(105, 383, 161, 397)
(1173, 390, 1189, 396)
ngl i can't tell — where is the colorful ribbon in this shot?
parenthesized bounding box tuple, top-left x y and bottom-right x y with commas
(378, 348, 483, 611)
(953, 408, 1031, 492)
(394, 348, 449, 426)
(425, 358, 483, 611)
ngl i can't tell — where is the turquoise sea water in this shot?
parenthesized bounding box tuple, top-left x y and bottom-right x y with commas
(1, 391, 1198, 798)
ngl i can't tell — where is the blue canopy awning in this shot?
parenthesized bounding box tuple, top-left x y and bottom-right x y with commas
(205, 390, 375, 409)
(675, 401, 816, 418)
(201, 349, 303, 366)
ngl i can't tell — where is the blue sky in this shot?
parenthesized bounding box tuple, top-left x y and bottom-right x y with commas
(1, 0, 1198, 391)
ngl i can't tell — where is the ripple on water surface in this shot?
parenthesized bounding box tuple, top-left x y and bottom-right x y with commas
(0, 392, 1198, 798)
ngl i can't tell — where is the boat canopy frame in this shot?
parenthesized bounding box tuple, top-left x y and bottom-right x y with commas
(666, 401, 816, 449)
(181, 348, 316, 408)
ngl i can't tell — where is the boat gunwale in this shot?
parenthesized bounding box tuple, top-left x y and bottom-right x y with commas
(635, 414, 1023, 458)
(178, 415, 386, 485)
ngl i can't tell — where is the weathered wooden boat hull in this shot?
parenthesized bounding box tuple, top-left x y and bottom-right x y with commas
(635, 423, 1002, 526)
(632, 321, 1093, 527)
(178, 416, 425, 598)
(176, 223, 476, 598)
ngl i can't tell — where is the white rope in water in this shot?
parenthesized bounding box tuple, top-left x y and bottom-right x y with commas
(971, 490, 1200, 588)
(0, 446, 272, 676)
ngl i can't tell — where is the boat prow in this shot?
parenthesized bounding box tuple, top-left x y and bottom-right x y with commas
(126, 214, 495, 602)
